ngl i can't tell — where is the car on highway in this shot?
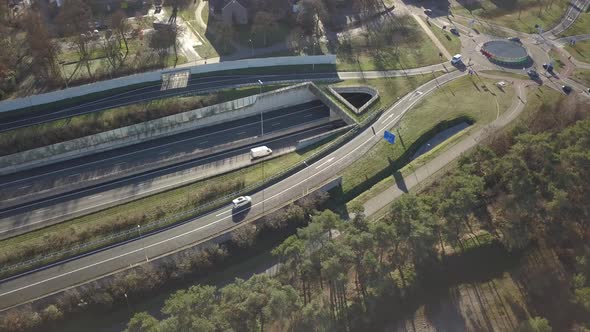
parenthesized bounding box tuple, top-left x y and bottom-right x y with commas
(450, 28, 460, 36)
(451, 54, 462, 65)
(543, 63, 554, 72)
(232, 196, 252, 209)
(562, 85, 573, 94)
(250, 146, 273, 159)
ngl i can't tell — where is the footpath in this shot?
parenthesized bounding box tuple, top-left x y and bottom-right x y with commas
(363, 80, 527, 217)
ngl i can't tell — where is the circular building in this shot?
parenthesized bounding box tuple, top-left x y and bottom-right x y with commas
(480, 40, 531, 67)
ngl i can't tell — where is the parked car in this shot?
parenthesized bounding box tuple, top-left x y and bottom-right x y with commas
(508, 37, 522, 43)
(232, 196, 252, 209)
(450, 28, 460, 36)
(424, 9, 433, 16)
(562, 85, 573, 94)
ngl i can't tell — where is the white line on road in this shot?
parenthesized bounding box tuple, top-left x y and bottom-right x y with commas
(87, 194, 103, 200)
(114, 162, 126, 167)
(215, 209, 232, 217)
(198, 141, 209, 145)
(158, 151, 169, 155)
(271, 122, 281, 126)
(18, 185, 31, 190)
(237, 131, 246, 135)
(304, 114, 314, 118)
(315, 157, 335, 170)
(34, 209, 49, 214)
(68, 173, 79, 177)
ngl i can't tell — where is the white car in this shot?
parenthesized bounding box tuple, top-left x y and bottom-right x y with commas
(232, 196, 252, 209)
(451, 54, 462, 65)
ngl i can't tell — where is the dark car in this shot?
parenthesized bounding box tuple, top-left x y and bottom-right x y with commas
(450, 28, 460, 36)
(424, 9, 433, 16)
(562, 85, 573, 94)
(508, 37, 521, 43)
(527, 69, 539, 78)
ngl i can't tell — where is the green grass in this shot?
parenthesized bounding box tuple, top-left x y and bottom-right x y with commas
(341, 76, 516, 202)
(329, 74, 441, 121)
(452, 0, 571, 33)
(336, 15, 441, 71)
(419, 17, 462, 55)
(0, 85, 287, 156)
(0, 134, 341, 276)
(559, 11, 590, 36)
(518, 85, 563, 121)
(549, 49, 565, 72)
(482, 70, 530, 80)
(572, 69, 590, 86)
(565, 40, 590, 63)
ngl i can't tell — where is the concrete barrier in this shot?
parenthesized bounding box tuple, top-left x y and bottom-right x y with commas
(329, 85, 379, 114)
(0, 83, 319, 175)
(0, 55, 337, 113)
(296, 124, 355, 150)
(308, 83, 356, 125)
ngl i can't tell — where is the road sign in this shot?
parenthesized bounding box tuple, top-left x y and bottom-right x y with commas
(384, 130, 396, 144)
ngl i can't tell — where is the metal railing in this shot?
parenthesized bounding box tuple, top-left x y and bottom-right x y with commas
(0, 107, 385, 279)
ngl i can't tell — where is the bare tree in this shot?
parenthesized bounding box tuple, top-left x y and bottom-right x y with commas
(110, 10, 130, 60)
(24, 11, 61, 84)
(102, 30, 123, 72)
(252, 11, 277, 47)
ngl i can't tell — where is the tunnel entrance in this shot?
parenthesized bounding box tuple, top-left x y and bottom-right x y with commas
(339, 92, 373, 108)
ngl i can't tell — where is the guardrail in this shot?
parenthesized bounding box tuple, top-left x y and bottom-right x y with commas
(0, 107, 384, 280)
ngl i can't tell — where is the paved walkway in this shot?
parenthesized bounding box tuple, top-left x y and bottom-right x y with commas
(412, 13, 453, 60)
(363, 80, 527, 217)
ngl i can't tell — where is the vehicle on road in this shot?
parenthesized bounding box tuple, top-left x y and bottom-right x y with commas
(450, 28, 460, 36)
(527, 69, 539, 79)
(543, 63, 554, 72)
(250, 146, 272, 159)
(562, 85, 573, 94)
(424, 9, 433, 16)
(451, 54, 462, 65)
(232, 196, 252, 209)
(508, 37, 522, 43)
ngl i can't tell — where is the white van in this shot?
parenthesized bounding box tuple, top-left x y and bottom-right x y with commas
(250, 146, 272, 159)
(451, 54, 462, 65)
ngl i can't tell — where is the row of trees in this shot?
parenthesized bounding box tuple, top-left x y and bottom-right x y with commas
(122, 95, 590, 331)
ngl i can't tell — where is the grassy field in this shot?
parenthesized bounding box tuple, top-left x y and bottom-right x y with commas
(572, 69, 590, 85)
(482, 70, 529, 80)
(549, 49, 565, 72)
(0, 134, 341, 274)
(420, 17, 462, 55)
(0, 85, 286, 156)
(329, 73, 441, 121)
(565, 40, 590, 63)
(560, 10, 590, 36)
(452, 0, 570, 33)
(340, 75, 516, 202)
(336, 15, 441, 71)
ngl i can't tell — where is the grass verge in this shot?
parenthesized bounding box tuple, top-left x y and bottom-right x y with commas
(452, 0, 571, 33)
(0, 85, 287, 156)
(340, 75, 516, 203)
(419, 17, 462, 55)
(0, 133, 343, 278)
(564, 40, 590, 63)
(335, 15, 441, 71)
(572, 69, 590, 86)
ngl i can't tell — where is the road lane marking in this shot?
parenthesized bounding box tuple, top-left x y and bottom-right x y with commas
(87, 194, 103, 200)
(114, 162, 126, 167)
(1, 105, 327, 187)
(18, 185, 31, 190)
(237, 131, 247, 135)
(34, 209, 49, 214)
(68, 173, 79, 177)
(315, 157, 335, 170)
(0, 73, 463, 301)
(198, 141, 209, 145)
(271, 123, 281, 126)
(158, 151, 169, 155)
(215, 209, 232, 217)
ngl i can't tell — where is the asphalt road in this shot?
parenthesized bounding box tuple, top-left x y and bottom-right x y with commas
(0, 100, 329, 210)
(0, 70, 465, 311)
(0, 106, 340, 238)
(0, 65, 447, 133)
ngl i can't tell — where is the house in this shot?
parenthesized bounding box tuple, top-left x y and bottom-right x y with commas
(211, 0, 249, 25)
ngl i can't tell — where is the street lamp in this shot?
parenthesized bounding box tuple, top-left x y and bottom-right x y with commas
(137, 225, 148, 262)
(258, 80, 264, 136)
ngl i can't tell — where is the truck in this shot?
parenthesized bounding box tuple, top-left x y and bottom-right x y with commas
(250, 146, 272, 159)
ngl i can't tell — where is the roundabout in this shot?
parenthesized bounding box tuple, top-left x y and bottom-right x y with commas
(480, 40, 532, 67)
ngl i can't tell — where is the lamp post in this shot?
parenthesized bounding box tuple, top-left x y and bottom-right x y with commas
(137, 225, 148, 262)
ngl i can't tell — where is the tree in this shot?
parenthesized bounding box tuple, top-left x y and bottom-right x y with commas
(231, 223, 258, 248)
(149, 27, 176, 64)
(311, 209, 341, 239)
(23, 10, 61, 84)
(251, 11, 277, 47)
(57, 0, 93, 36)
(160, 285, 222, 331)
(516, 316, 552, 332)
(215, 23, 234, 54)
(102, 30, 124, 72)
(297, 0, 326, 37)
(125, 312, 160, 332)
(110, 10, 130, 60)
(575, 287, 590, 313)
(41, 304, 63, 323)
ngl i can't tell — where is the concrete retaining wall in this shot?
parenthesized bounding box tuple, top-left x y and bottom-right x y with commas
(0, 83, 319, 175)
(308, 83, 356, 125)
(329, 85, 379, 114)
(0, 55, 337, 113)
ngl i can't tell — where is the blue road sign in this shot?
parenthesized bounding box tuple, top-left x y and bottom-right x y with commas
(384, 130, 396, 144)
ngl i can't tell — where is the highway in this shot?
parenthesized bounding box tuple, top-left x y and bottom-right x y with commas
(0, 64, 447, 133)
(0, 69, 465, 310)
(0, 101, 329, 209)
(0, 104, 343, 238)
